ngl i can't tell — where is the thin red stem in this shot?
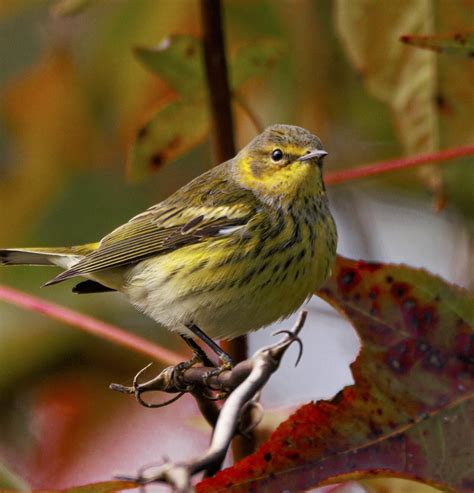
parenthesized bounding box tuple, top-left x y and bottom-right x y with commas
(0, 284, 185, 365)
(325, 144, 474, 186)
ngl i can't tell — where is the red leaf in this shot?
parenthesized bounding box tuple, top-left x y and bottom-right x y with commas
(198, 257, 474, 492)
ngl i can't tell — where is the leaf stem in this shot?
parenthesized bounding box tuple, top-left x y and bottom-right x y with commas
(325, 144, 474, 186)
(0, 284, 185, 365)
(233, 91, 264, 133)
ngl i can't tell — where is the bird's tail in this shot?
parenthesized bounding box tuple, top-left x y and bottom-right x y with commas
(0, 243, 99, 269)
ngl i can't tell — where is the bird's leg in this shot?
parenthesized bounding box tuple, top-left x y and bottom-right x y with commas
(180, 334, 216, 368)
(186, 324, 235, 367)
(168, 335, 217, 392)
(186, 324, 235, 390)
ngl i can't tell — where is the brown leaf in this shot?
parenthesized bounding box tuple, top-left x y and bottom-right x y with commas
(335, 0, 442, 204)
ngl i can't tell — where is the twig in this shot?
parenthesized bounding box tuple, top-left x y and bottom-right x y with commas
(325, 144, 474, 186)
(233, 91, 264, 133)
(200, 0, 252, 459)
(0, 284, 185, 365)
(114, 311, 308, 492)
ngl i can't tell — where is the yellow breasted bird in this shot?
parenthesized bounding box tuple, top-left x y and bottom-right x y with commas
(0, 124, 337, 365)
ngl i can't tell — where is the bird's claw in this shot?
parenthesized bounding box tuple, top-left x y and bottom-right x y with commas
(171, 355, 202, 392)
(202, 361, 233, 392)
(272, 328, 304, 366)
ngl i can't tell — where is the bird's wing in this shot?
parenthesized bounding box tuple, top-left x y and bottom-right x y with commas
(45, 163, 259, 285)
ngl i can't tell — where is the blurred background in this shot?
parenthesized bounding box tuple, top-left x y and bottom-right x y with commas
(0, 0, 472, 491)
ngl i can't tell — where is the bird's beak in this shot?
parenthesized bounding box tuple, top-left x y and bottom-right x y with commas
(297, 149, 328, 162)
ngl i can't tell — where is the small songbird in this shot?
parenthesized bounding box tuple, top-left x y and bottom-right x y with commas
(0, 124, 337, 365)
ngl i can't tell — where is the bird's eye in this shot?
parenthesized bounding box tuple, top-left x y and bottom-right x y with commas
(271, 149, 283, 162)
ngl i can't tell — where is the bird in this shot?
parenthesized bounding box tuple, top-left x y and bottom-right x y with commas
(0, 124, 337, 367)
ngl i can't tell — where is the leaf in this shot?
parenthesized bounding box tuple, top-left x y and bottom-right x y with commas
(334, 1, 474, 212)
(134, 35, 205, 101)
(129, 37, 285, 179)
(55, 480, 135, 493)
(230, 39, 286, 89)
(50, 0, 98, 17)
(335, 0, 438, 156)
(0, 462, 29, 491)
(198, 257, 474, 492)
(361, 477, 445, 493)
(400, 31, 474, 58)
(127, 99, 209, 180)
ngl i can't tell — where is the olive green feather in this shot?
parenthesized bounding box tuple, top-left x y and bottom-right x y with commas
(44, 162, 258, 286)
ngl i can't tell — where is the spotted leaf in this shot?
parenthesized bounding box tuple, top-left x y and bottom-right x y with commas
(198, 256, 474, 492)
(127, 99, 208, 180)
(129, 36, 285, 180)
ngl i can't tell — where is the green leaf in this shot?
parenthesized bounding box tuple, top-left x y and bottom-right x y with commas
(198, 257, 474, 492)
(400, 31, 474, 58)
(129, 36, 285, 179)
(134, 35, 205, 101)
(230, 39, 286, 89)
(127, 99, 209, 181)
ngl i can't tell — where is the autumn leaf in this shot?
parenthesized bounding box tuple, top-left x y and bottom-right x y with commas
(127, 99, 209, 179)
(335, 0, 442, 202)
(229, 39, 285, 89)
(400, 31, 474, 58)
(51, 0, 99, 17)
(198, 256, 474, 492)
(128, 35, 285, 180)
(134, 36, 206, 102)
(0, 462, 30, 490)
(46, 480, 135, 493)
(334, 1, 474, 211)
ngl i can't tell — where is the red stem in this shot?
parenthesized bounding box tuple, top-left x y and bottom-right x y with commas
(325, 144, 474, 186)
(0, 284, 185, 365)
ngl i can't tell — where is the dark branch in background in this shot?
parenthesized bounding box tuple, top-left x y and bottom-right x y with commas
(199, 0, 253, 459)
(200, 0, 235, 163)
(114, 312, 307, 492)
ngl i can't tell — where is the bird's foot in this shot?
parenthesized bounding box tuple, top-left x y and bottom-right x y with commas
(171, 355, 203, 391)
(202, 355, 234, 394)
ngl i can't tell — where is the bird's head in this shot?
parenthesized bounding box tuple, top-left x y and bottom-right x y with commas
(234, 124, 328, 204)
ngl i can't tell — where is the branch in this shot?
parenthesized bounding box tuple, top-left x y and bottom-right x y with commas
(325, 144, 474, 186)
(200, 0, 252, 458)
(200, 0, 235, 163)
(115, 311, 307, 492)
(0, 284, 185, 365)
